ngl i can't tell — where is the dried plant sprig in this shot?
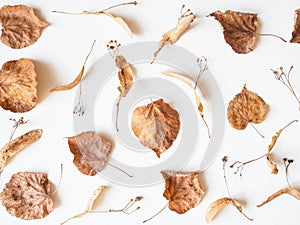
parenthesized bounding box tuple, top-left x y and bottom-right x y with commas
(205, 156, 253, 223)
(272, 66, 300, 111)
(9, 117, 28, 141)
(283, 158, 294, 187)
(230, 120, 298, 177)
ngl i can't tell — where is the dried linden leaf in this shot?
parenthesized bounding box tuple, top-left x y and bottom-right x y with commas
(68, 131, 112, 176)
(227, 84, 268, 130)
(290, 9, 300, 43)
(0, 58, 38, 112)
(210, 10, 258, 54)
(257, 187, 300, 207)
(115, 55, 134, 98)
(152, 5, 196, 63)
(131, 99, 180, 158)
(61, 186, 106, 225)
(0, 172, 53, 220)
(0, 129, 43, 172)
(0, 5, 49, 49)
(161, 171, 204, 214)
(206, 197, 245, 223)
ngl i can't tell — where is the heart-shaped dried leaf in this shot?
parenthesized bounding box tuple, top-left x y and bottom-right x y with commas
(131, 99, 180, 158)
(161, 170, 204, 214)
(0, 172, 53, 220)
(227, 84, 268, 130)
(0, 58, 38, 112)
(0, 129, 42, 172)
(257, 187, 300, 207)
(0, 5, 49, 49)
(206, 197, 245, 223)
(290, 9, 300, 43)
(210, 10, 257, 54)
(68, 131, 112, 176)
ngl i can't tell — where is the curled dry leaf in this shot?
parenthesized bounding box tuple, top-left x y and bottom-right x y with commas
(152, 5, 196, 64)
(0, 172, 53, 220)
(161, 170, 204, 214)
(68, 131, 112, 176)
(131, 99, 180, 158)
(0, 5, 48, 49)
(102, 12, 133, 37)
(162, 70, 210, 138)
(206, 197, 245, 223)
(227, 84, 268, 136)
(61, 186, 106, 225)
(290, 9, 300, 43)
(0, 129, 42, 172)
(210, 10, 258, 54)
(257, 187, 300, 207)
(50, 40, 96, 92)
(0, 59, 38, 113)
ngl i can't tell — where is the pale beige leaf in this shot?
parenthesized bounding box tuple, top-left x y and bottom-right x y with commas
(152, 9, 196, 63)
(61, 186, 106, 225)
(0, 58, 38, 112)
(131, 99, 180, 157)
(104, 12, 133, 37)
(0, 129, 42, 171)
(0, 5, 49, 49)
(0, 172, 53, 220)
(257, 187, 300, 207)
(161, 171, 204, 214)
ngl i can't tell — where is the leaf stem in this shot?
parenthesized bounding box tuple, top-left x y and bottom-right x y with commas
(143, 203, 168, 223)
(249, 122, 265, 139)
(257, 33, 287, 42)
(100, 1, 137, 12)
(51, 164, 63, 196)
(107, 162, 133, 178)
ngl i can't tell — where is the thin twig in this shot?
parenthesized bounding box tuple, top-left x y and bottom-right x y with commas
(283, 158, 294, 188)
(51, 164, 64, 196)
(230, 154, 266, 177)
(143, 203, 168, 223)
(9, 117, 28, 141)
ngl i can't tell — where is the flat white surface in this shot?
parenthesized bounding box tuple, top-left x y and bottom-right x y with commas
(1, 0, 300, 225)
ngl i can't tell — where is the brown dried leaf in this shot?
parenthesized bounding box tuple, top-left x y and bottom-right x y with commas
(131, 99, 180, 158)
(227, 84, 268, 130)
(115, 55, 134, 97)
(290, 9, 300, 43)
(0, 129, 42, 172)
(0, 58, 38, 112)
(0, 172, 53, 220)
(68, 131, 112, 176)
(162, 71, 210, 137)
(161, 171, 204, 214)
(50, 40, 96, 92)
(266, 156, 278, 174)
(61, 186, 106, 225)
(210, 10, 257, 54)
(0, 5, 48, 49)
(206, 197, 245, 223)
(152, 6, 196, 63)
(257, 187, 300, 207)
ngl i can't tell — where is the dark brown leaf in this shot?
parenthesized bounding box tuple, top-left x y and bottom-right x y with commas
(161, 170, 204, 214)
(227, 84, 268, 130)
(290, 9, 300, 43)
(210, 10, 257, 54)
(131, 99, 180, 158)
(0, 172, 53, 220)
(0, 58, 38, 112)
(68, 131, 112, 176)
(0, 5, 49, 49)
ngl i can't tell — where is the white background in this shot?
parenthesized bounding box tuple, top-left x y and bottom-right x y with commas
(1, 0, 300, 225)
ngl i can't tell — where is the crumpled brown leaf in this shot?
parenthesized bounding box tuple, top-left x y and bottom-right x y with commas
(0, 129, 43, 172)
(115, 55, 133, 98)
(152, 5, 196, 63)
(290, 9, 300, 43)
(227, 84, 268, 130)
(206, 197, 246, 223)
(61, 186, 106, 225)
(68, 131, 112, 176)
(131, 99, 180, 158)
(161, 170, 204, 214)
(210, 10, 257, 54)
(257, 187, 300, 207)
(0, 5, 49, 49)
(0, 172, 53, 220)
(0, 58, 38, 112)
